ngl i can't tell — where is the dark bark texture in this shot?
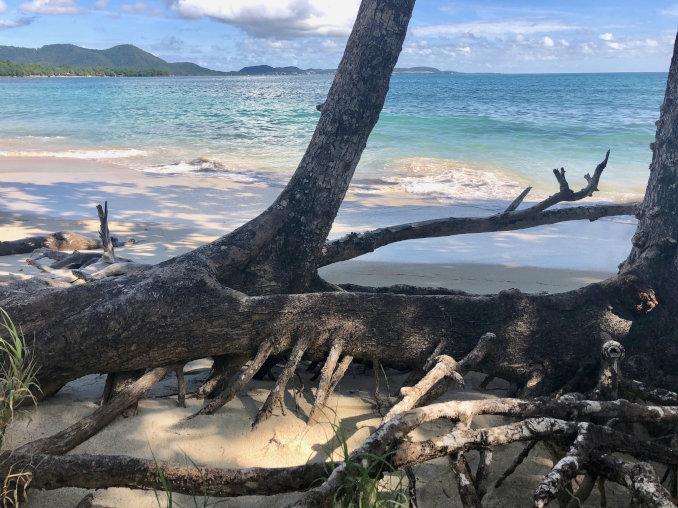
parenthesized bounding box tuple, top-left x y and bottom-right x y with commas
(0, 3, 676, 506)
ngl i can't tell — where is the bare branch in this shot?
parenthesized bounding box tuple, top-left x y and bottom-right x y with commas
(591, 452, 675, 507)
(320, 201, 638, 266)
(505, 186, 533, 212)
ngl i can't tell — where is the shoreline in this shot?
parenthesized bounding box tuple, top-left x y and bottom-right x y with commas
(0, 156, 637, 273)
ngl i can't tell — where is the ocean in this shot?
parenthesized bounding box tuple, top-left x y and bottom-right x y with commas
(0, 72, 665, 206)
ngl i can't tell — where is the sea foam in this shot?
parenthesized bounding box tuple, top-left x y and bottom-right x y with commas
(365, 158, 539, 202)
(0, 149, 147, 159)
(141, 157, 278, 185)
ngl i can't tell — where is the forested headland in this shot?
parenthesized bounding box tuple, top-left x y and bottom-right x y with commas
(0, 60, 171, 77)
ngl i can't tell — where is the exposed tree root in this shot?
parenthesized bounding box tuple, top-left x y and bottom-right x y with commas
(308, 341, 344, 424)
(101, 369, 147, 418)
(175, 364, 187, 408)
(190, 338, 275, 418)
(591, 452, 674, 507)
(450, 453, 482, 508)
(253, 336, 311, 428)
(17, 365, 177, 455)
(196, 354, 248, 399)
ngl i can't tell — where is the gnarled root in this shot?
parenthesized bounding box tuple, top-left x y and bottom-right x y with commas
(308, 341, 353, 424)
(189, 338, 275, 418)
(253, 336, 311, 428)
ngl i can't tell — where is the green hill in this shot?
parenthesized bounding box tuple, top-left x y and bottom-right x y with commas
(235, 65, 333, 76)
(0, 44, 225, 76)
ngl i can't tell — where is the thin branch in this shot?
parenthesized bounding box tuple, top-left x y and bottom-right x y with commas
(320, 201, 638, 266)
(495, 440, 538, 488)
(534, 424, 594, 507)
(505, 186, 532, 212)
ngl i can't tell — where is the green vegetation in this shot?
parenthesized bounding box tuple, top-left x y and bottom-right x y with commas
(151, 450, 225, 508)
(0, 60, 171, 77)
(319, 408, 408, 507)
(0, 308, 38, 443)
(0, 43, 226, 76)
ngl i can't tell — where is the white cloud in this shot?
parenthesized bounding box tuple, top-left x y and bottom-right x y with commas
(659, 5, 678, 15)
(413, 19, 581, 37)
(94, 0, 108, 8)
(646, 39, 658, 47)
(560, 39, 570, 47)
(0, 1, 6, 14)
(543, 36, 554, 47)
(19, 0, 78, 15)
(0, 17, 34, 29)
(120, 2, 149, 14)
(168, 0, 360, 38)
(599, 33, 613, 41)
(607, 41, 622, 50)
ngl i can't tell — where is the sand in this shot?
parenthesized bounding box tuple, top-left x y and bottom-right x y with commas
(0, 157, 632, 506)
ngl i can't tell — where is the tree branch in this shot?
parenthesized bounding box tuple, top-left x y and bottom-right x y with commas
(320, 201, 638, 266)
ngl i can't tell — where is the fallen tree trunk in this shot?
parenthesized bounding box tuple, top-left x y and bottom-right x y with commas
(0, 232, 132, 256)
(0, 266, 650, 398)
(1, 1, 678, 504)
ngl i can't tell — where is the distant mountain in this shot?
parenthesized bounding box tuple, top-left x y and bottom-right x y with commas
(231, 64, 456, 76)
(0, 44, 226, 76)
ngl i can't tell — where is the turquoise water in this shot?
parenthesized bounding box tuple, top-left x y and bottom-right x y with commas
(0, 73, 666, 202)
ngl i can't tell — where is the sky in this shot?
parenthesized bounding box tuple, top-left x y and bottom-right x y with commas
(0, 0, 676, 73)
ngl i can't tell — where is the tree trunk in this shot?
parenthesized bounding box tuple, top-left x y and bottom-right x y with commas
(1, 2, 678, 505)
(0, 4, 673, 412)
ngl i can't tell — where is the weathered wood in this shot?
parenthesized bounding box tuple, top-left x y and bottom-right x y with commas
(382, 355, 462, 424)
(17, 365, 175, 455)
(190, 338, 275, 418)
(253, 335, 310, 427)
(449, 454, 482, 508)
(176, 365, 186, 408)
(96, 201, 116, 263)
(590, 453, 675, 507)
(101, 369, 147, 418)
(533, 424, 593, 507)
(0, 232, 132, 256)
(320, 201, 638, 266)
(0, 452, 327, 498)
(196, 355, 248, 399)
(308, 341, 344, 424)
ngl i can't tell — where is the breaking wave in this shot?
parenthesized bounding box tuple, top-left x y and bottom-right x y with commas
(0, 148, 147, 159)
(141, 157, 280, 185)
(357, 158, 539, 202)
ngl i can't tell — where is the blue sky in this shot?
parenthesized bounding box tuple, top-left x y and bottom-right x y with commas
(0, 0, 675, 73)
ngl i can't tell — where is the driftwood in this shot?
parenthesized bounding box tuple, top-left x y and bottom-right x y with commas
(0, 231, 133, 256)
(24, 201, 150, 284)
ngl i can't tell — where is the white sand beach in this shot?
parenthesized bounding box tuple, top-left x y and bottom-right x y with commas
(0, 157, 634, 507)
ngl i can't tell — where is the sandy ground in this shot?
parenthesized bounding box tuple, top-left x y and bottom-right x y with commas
(0, 157, 633, 506)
